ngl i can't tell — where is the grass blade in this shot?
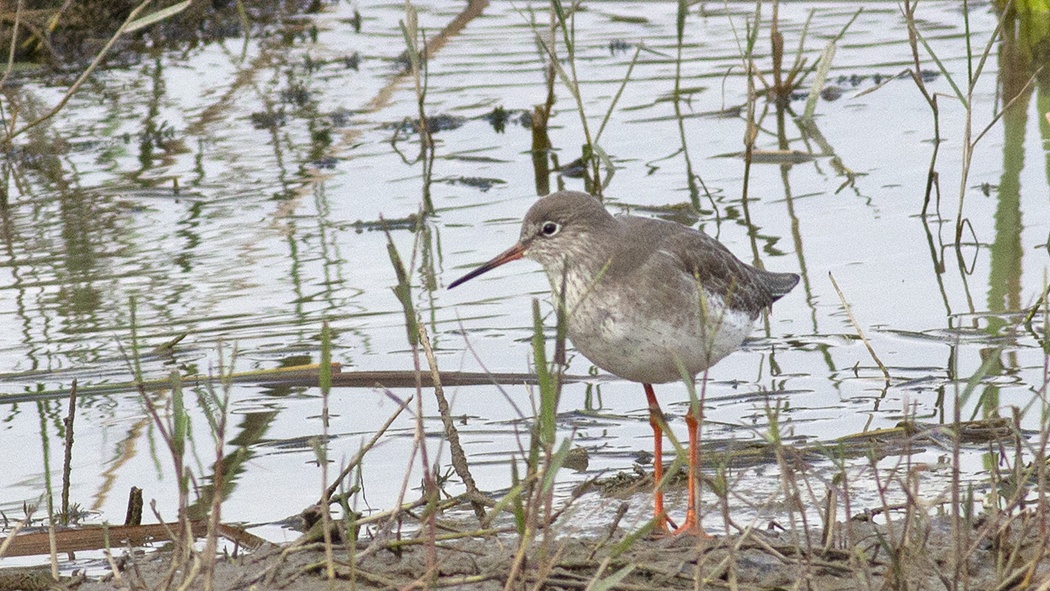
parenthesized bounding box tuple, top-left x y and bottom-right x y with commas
(124, 0, 192, 33)
(588, 565, 635, 591)
(803, 41, 836, 122)
(532, 299, 557, 446)
(912, 25, 967, 106)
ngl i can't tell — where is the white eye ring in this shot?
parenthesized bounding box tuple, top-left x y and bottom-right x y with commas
(540, 221, 560, 236)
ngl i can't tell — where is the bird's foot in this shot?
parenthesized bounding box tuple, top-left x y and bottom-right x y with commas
(651, 513, 709, 538)
(670, 509, 710, 538)
(649, 511, 673, 537)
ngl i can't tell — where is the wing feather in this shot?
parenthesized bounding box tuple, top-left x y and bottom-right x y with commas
(608, 216, 798, 315)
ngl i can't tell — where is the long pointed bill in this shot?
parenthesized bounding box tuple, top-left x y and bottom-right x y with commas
(448, 242, 526, 289)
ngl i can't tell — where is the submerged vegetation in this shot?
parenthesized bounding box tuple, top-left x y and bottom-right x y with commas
(1, 0, 1049, 589)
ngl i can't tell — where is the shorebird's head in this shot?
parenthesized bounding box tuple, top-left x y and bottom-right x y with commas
(448, 191, 614, 289)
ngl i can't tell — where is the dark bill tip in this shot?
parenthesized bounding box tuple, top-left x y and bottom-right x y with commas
(448, 243, 526, 289)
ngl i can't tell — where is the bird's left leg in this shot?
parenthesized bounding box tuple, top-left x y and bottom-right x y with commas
(672, 371, 709, 537)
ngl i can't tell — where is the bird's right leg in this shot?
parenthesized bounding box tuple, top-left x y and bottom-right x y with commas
(644, 383, 669, 533)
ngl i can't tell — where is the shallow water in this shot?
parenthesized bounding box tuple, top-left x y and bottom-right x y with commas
(1, 1, 1047, 552)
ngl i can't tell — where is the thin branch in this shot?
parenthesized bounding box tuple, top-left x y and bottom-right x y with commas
(3, 0, 152, 145)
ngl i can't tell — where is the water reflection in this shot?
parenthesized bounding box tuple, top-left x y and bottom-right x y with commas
(0, 1, 1047, 545)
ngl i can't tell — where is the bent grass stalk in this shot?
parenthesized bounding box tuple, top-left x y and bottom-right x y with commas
(526, 1, 640, 195)
(904, 2, 1034, 243)
(829, 271, 891, 384)
(399, 0, 436, 213)
(672, 0, 713, 212)
(116, 293, 243, 591)
(902, 0, 945, 216)
(418, 322, 489, 519)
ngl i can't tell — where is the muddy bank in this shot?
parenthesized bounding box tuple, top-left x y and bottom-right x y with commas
(63, 510, 1049, 591)
(0, 0, 321, 67)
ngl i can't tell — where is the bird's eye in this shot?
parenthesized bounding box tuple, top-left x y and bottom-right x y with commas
(540, 221, 560, 236)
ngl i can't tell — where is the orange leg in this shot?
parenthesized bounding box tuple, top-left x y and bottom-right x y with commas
(672, 411, 704, 535)
(677, 372, 711, 537)
(645, 383, 708, 537)
(643, 383, 669, 533)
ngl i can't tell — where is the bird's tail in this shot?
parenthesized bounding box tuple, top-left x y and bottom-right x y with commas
(764, 271, 801, 302)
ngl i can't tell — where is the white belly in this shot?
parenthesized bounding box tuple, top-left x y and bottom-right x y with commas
(564, 286, 756, 385)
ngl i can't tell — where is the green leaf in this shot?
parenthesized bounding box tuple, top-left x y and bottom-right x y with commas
(320, 321, 332, 392)
(589, 565, 636, 591)
(959, 346, 1003, 408)
(610, 520, 653, 558)
(803, 41, 836, 122)
(533, 299, 557, 446)
(124, 0, 192, 33)
(385, 233, 419, 347)
(172, 373, 187, 457)
(540, 439, 571, 494)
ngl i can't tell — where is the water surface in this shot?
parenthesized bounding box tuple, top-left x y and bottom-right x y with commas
(1, 0, 1047, 550)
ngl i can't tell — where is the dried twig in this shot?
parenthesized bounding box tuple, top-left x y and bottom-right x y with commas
(829, 272, 890, 383)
